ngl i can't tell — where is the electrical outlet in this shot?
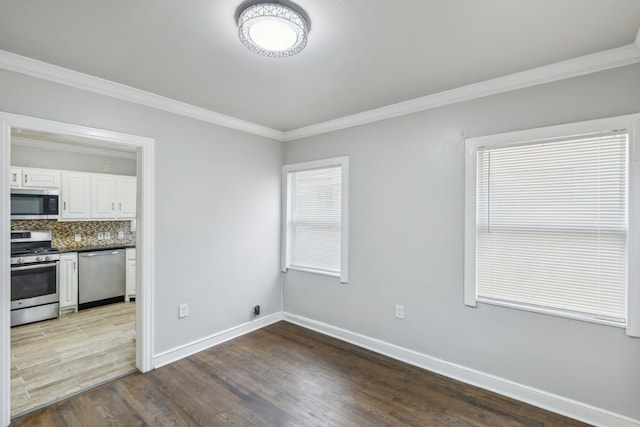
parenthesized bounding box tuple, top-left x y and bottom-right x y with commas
(179, 303, 188, 318)
(97, 232, 104, 240)
(104, 231, 111, 239)
(74, 233, 81, 242)
(104, 163, 111, 172)
(253, 305, 261, 317)
(117, 231, 124, 239)
(395, 304, 404, 319)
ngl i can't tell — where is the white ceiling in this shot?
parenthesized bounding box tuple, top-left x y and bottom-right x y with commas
(0, 1, 639, 132)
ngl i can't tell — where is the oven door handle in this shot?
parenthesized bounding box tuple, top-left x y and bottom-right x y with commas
(11, 262, 58, 272)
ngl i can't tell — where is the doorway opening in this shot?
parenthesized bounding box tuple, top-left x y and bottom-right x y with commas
(0, 113, 155, 425)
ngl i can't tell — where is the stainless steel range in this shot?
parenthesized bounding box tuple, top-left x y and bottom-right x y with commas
(10, 230, 60, 327)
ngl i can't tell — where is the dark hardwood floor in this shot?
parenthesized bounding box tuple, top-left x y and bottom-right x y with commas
(11, 321, 590, 426)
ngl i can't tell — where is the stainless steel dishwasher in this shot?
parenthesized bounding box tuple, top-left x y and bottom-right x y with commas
(78, 249, 126, 309)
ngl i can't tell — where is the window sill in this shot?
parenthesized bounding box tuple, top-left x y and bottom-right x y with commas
(477, 297, 626, 329)
(286, 266, 341, 279)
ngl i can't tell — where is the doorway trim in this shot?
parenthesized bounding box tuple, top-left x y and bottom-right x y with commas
(0, 112, 155, 426)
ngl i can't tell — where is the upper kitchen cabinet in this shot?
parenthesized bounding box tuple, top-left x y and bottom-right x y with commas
(21, 168, 61, 188)
(116, 176, 137, 219)
(60, 172, 91, 220)
(11, 167, 60, 188)
(90, 174, 136, 220)
(10, 167, 22, 187)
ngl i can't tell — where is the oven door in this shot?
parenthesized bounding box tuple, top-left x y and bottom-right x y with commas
(10, 262, 59, 310)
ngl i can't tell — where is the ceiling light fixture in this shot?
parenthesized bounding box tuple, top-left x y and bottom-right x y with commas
(238, 2, 308, 58)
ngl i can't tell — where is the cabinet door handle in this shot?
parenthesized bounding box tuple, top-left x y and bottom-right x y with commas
(63, 202, 67, 211)
(73, 261, 76, 271)
(23, 174, 28, 183)
(11, 172, 16, 182)
(112, 202, 115, 210)
(119, 203, 122, 211)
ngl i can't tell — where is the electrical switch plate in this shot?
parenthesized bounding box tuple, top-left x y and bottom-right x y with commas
(395, 304, 404, 319)
(104, 231, 111, 239)
(74, 233, 81, 242)
(179, 303, 188, 318)
(97, 232, 104, 240)
(117, 231, 124, 239)
(104, 163, 111, 172)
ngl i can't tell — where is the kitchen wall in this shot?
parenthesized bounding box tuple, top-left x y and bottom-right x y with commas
(0, 68, 283, 358)
(10, 220, 136, 249)
(11, 144, 137, 249)
(283, 63, 640, 421)
(11, 143, 136, 176)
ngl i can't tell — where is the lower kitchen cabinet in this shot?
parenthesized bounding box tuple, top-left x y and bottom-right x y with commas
(125, 248, 136, 302)
(59, 252, 78, 313)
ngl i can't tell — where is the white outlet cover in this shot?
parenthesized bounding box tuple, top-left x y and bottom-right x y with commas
(117, 231, 124, 239)
(179, 303, 188, 318)
(105, 231, 111, 239)
(74, 233, 81, 242)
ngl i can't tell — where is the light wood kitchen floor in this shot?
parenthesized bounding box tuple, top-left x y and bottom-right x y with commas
(10, 302, 136, 418)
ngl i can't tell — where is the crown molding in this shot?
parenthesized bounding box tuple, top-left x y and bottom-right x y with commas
(1, 40, 639, 144)
(12, 136, 137, 160)
(283, 43, 640, 141)
(0, 50, 285, 141)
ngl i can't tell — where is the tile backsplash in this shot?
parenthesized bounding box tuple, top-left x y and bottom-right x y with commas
(11, 220, 136, 249)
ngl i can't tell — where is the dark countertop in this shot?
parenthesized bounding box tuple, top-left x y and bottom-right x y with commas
(56, 243, 136, 253)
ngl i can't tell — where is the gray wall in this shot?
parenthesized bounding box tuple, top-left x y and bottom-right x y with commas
(283, 63, 640, 420)
(3, 54, 640, 421)
(11, 144, 136, 176)
(0, 68, 283, 355)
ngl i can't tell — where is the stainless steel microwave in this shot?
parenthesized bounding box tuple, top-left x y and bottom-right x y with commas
(11, 189, 60, 220)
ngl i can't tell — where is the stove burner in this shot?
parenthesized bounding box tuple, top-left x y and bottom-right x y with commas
(10, 247, 60, 256)
(10, 230, 59, 263)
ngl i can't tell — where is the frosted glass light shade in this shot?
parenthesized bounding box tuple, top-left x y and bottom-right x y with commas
(238, 3, 308, 58)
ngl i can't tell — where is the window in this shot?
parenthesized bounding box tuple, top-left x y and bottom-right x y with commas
(282, 157, 349, 283)
(464, 115, 640, 336)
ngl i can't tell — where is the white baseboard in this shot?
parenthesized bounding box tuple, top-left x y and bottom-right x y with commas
(153, 312, 283, 368)
(283, 312, 640, 427)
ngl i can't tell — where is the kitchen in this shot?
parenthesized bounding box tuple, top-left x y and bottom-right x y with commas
(9, 130, 138, 416)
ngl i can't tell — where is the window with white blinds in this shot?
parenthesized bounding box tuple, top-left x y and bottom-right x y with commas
(465, 115, 640, 336)
(282, 157, 349, 283)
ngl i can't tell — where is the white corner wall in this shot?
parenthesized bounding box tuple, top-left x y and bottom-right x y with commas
(283, 63, 640, 424)
(0, 68, 283, 359)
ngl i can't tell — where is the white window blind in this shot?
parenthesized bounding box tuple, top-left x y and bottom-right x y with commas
(289, 165, 342, 273)
(475, 131, 628, 323)
(282, 157, 349, 282)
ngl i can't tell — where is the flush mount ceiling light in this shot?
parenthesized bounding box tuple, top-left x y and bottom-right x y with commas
(238, 2, 308, 58)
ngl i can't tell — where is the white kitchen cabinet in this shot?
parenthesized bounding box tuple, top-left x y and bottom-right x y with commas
(91, 174, 116, 219)
(10, 167, 22, 187)
(116, 176, 137, 219)
(59, 252, 78, 313)
(125, 247, 136, 302)
(21, 167, 60, 188)
(60, 172, 91, 220)
(91, 174, 137, 220)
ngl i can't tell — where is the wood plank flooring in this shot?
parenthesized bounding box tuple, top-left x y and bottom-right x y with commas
(11, 321, 590, 426)
(10, 302, 136, 418)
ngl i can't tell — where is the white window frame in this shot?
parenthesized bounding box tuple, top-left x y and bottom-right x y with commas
(281, 156, 349, 283)
(464, 114, 640, 337)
